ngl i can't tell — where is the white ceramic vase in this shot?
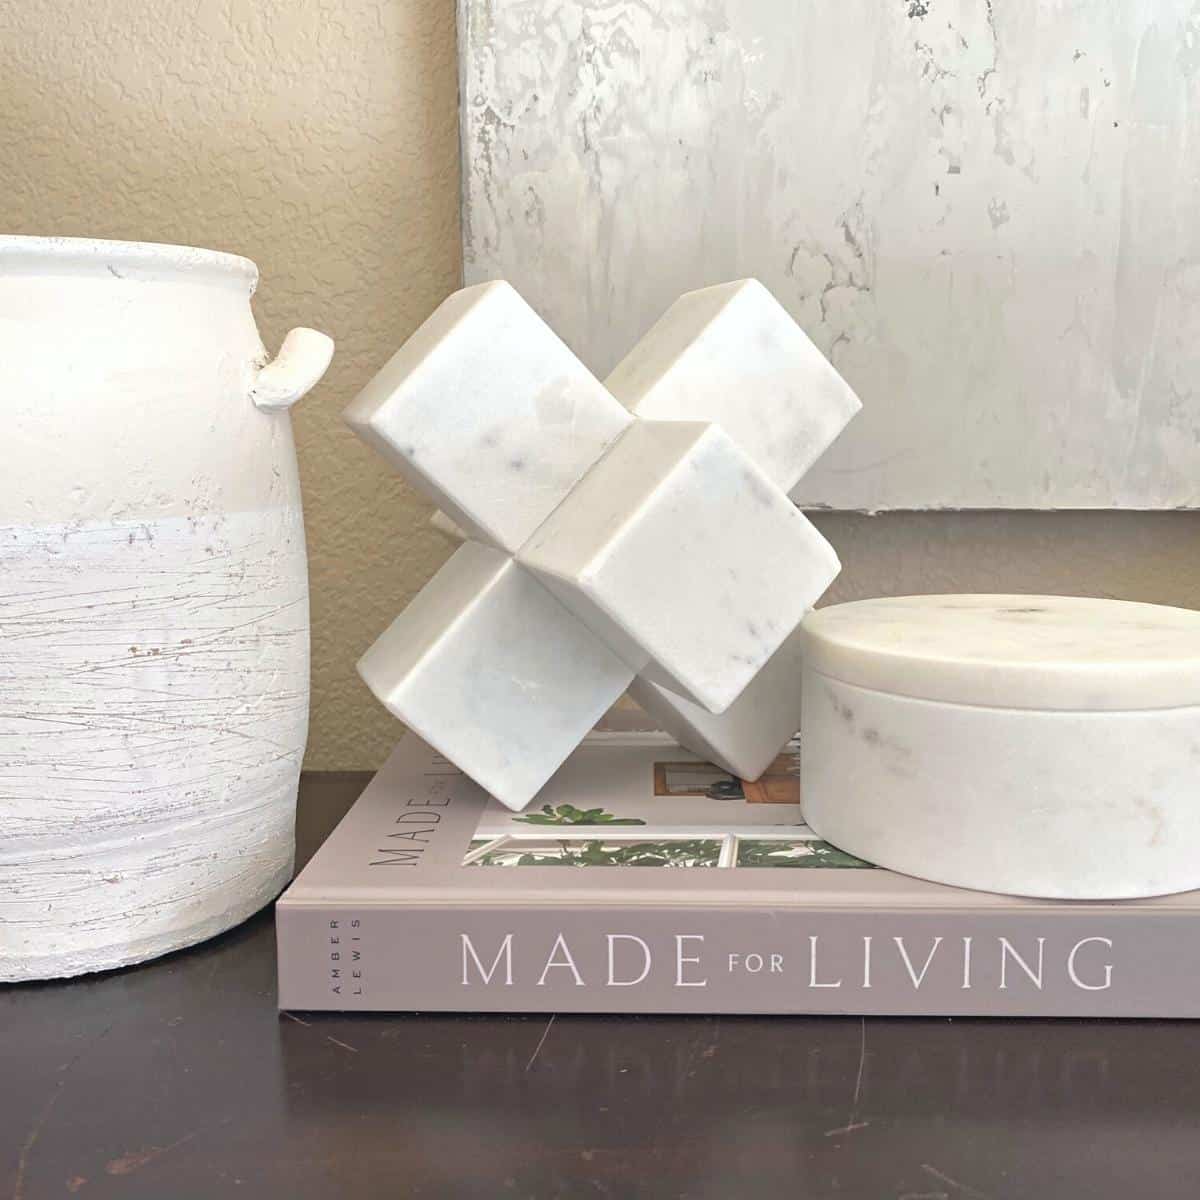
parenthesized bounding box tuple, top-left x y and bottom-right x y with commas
(0, 236, 333, 980)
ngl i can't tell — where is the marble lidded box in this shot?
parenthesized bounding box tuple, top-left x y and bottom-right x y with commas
(800, 595, 1200, 900)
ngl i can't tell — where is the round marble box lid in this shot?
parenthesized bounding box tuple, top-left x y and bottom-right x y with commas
(802, 595, 1200, 711)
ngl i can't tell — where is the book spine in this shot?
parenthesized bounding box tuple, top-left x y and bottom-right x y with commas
(276, 902, 1200, 1017)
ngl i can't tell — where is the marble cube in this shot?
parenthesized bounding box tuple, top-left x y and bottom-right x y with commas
(344, 280, 631, 553)
(519, 420, 838, 714)
(348, 278, 860, 808)
(628, 630, 806, 780)
(359, 541, 633, 810)
(605, 279, 861, 494)
(428, 508, 809, 780)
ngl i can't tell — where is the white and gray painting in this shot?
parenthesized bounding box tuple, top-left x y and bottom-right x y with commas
(459, 0, 1200, 509)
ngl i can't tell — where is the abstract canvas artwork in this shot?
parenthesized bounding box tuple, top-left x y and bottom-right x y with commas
(459, 0, 1200, 510)
(345, 278, 858, 809)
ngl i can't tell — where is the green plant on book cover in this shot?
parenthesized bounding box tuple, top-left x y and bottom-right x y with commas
(482, 839, 720, 868)
(514, 804, 646, 827)
(737, 840, 872, 869)
(469, 837, 873, 869)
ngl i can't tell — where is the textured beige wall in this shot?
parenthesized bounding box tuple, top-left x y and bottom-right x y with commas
(3, 1, 1198, 767)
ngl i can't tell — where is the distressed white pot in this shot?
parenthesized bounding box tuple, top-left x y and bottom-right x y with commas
(801, 596, 1200, 900)
(0, 236, 333, 980)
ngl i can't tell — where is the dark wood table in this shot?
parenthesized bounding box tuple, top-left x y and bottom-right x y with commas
(5, 774, 1200, 1199)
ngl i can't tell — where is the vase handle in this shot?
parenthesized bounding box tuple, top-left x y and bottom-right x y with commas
(250, 327, 334, 411)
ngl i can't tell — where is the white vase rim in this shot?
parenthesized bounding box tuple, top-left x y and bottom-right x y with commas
(0, 234, 258, 291)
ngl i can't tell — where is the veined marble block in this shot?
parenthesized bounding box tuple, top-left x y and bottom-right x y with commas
(349, 278, 858, 809)
(520, 419, 837, 713)
(429, 510, 812, 780)
(801, 595, 1200, 899)
(345, 281, 631, 554)
(359, 542, 633, 809)
(629, 630, 806, 781)
(605, 279, 860, 493)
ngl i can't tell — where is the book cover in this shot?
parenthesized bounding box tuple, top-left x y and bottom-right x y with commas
(276, 733, 1200, 1017)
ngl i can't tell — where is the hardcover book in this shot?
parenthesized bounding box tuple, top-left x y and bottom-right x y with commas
(276, 733, 1200, 1017)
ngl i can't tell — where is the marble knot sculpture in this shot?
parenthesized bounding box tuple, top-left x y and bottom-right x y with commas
(345, 279, 860, 809)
